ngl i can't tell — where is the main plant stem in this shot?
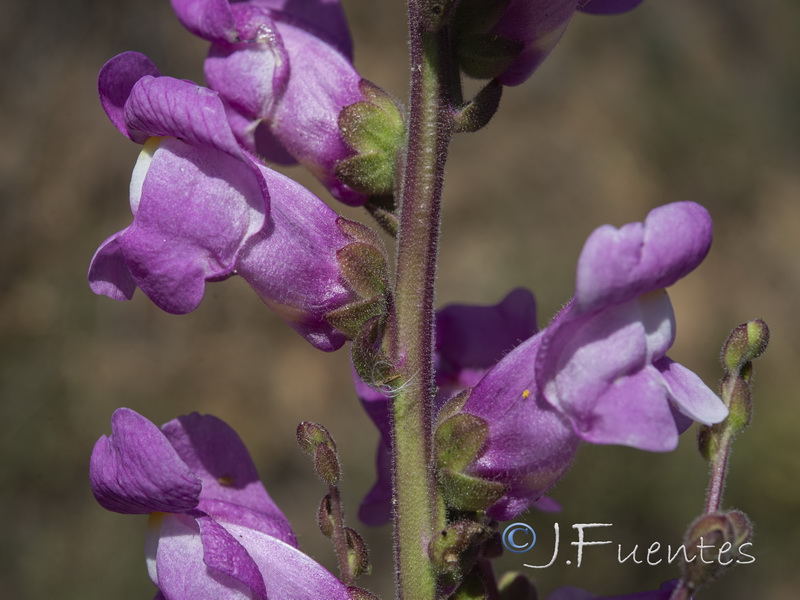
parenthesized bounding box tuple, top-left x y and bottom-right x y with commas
(391, 3, 452, 599)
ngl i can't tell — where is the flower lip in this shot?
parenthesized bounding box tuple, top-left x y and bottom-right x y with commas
(90, 408, 202, 515)
(574, 201, 712, 315)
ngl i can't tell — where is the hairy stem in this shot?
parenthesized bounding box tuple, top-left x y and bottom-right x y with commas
(391, 2, 453, 599)
(329, 485, 353, 586)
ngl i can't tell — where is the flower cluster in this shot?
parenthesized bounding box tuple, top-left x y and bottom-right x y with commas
(86, 0, 741, 598)
(357, 203, 727, 522)
(91, 408, 352, 599)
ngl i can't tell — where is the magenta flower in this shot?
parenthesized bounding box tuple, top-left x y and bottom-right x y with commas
(90, 408, 351, 600)
(171, 0, 377, 206)
(461, 202, 728, 520)
(88, 52, 357, 351)
(487, 0, 646, 86)
(356, 289, 539, 525)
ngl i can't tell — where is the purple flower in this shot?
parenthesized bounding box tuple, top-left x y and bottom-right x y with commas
(356, 289, 539, 526)
(88, 51, 358, 351)
(90, 408, 351, 600)
(171, 0, 378, 206)
(484, 0, 645, 86)
(461, 202, 728, 520)
(547, 580, 680, 600)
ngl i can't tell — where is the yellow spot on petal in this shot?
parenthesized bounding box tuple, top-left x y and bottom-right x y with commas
(522, 389, 530, 399)
(218, 476, 235, 487)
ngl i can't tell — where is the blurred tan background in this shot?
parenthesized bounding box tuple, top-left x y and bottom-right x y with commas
(1, 1, 798, 598)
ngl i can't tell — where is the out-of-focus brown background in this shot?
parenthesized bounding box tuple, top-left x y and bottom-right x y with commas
(1, 1, 798, 598)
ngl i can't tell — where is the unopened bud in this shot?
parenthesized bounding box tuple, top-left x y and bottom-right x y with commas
(345, 527, 372, 578)
(348, 587, 380, 600)
(721, 320, 769, 377)
(317, 494, 335, 538)
(314, 443, 341, 485)
(296, 422, 337, 456)
(681, 511, 753, 589)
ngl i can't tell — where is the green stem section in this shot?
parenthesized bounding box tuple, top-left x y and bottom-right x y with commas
(391, 3, 452, 599)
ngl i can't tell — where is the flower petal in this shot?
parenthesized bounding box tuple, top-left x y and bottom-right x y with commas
(197, 514, 268, 600)
(90, 408, 201, 514)
(170, 0, 236, 41)
(269, 21, 366, 206)
(220, 521, 352, 600)
(575, 366, 679, 451)
(252, 0, 354, 59)
(235, 171, 353, 351)
(575, 202, 712, 314)
(124, 75, 247, 159)
(357, 437, 393, 527)
(538, 301, 649, 418)
(493, 0, 577, 87)
(463, 334, 579, 521)
(117, 137, 265, 314)
(161, 413, 296, 545)
(657, 357, 728, 425)
(87, 232, 137, 302)
(98, 52, 161, 140)
(435, 288, 537, 383)
(150, 513, 255, 600)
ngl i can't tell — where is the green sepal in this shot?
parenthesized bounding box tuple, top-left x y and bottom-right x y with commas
(327, 218, 392, 342)
(436, 413, 489, 472)
(457, 33, 523, 80)
(453, 80, 503, 133)
(351, 316, 397, 389)
(453, 0, 510, 36)
(339, 98, 403, 155)
(440, 469, 507, 512)
(337, 217, 386, 249)
(317, 494, 335, 538)
(429, 520, 490, 579)
(326, 297, 387, 340)
(498, 572, 538, 600)
(337, 81, 405, 196)
(447, 567, 486, 600)
(435, 389, 472, 428)
(336, 153, 395, 196)
(344, 527, 372, 578)
(336, 241, 389, 299)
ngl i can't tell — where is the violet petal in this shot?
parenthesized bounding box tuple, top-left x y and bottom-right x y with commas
(161, 413, 296, 545)
(574, 202, 713, 314)
(90, 408, 201, 514)
(657, 357, 728, 425)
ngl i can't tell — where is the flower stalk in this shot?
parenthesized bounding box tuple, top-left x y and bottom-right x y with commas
(390, 2, 454, 598)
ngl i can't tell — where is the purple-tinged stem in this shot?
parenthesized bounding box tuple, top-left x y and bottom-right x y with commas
(390, 1, 453, 599)
(329, 484, 353, 586)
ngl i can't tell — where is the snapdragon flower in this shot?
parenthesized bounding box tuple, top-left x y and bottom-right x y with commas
(90, 408, 352, 600)
(88, 52, 357, 351)
(171, 0, 391, 206)
(461, 202, 728, 520)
